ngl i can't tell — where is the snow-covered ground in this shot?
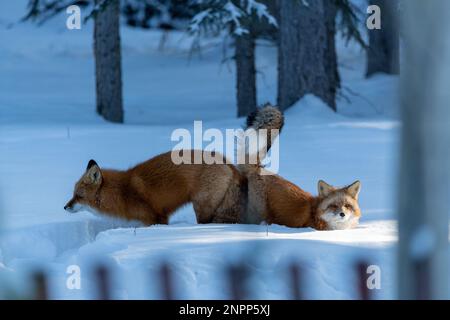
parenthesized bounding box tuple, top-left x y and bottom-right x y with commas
(1, 1, 402, 299)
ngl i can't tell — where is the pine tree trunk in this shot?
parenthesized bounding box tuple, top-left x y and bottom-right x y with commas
(253, 0, 278, 41)
(277, 0, 339, 111)
(235, 33, 257, 117)
(94, 0, 124, 123)
(366, 0, 399, 77)
(324, 1, 340, 106)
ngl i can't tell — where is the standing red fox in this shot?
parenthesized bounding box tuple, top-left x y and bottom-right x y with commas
(65, 105, 361, 230)
(64, 151, 245, 225)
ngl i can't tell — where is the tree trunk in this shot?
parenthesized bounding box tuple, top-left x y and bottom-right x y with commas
(277, 0, 339, 111)
(235, 0, 278, 118)
(235, 33, 257, 118)
(253, 0, 278, 42)
(94, 0, 124, 123)
(324, 1, 340, 109)
(366, 0, 400, 77)
(399, 0, 450, 299)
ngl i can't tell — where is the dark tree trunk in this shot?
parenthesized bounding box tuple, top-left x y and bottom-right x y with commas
(253, 0, 278, 42)
(324, 1, 340, 105)
(277, 0, 339, 111)
(94, 0, 124, 123)
(234, 0, 278, 118)
(366, 0, 400, 77)
(235, 33, 257, 118)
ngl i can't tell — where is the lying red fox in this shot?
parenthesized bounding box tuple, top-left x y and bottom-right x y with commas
(239, 107, 361, 230)
(244, 167, 361, 230)
(64, 105, 361, 230)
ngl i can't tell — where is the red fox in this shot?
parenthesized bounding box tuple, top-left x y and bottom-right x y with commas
(64, 104, 283, 225)
(65, 105, 361, 230)
(240, 108, 362, 230)
(245, 171, 362, 230)
(64, 151, 245, 225)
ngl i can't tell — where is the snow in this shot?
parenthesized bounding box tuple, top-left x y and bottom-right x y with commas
(189, 0, 277, 36)
(0, 0, 404, 299)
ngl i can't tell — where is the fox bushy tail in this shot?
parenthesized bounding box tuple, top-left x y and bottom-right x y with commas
(246, 103, 284, 153)
(239, 103, 284, 224)
(238, 103, 284, 172)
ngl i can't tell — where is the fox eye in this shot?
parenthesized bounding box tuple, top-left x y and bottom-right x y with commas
(328, 205, 338, 211)
(344, 204, 353, 210)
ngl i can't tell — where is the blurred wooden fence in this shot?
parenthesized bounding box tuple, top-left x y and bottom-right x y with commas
(32, 259, 374, 300)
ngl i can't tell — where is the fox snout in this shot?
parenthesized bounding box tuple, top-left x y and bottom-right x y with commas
(64, 198, 78, 213)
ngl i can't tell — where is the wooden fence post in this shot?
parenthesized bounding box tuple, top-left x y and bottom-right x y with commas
(95, 265, 110, 300)
(159, 263, 175, 300)
(33, 271, 48, 300)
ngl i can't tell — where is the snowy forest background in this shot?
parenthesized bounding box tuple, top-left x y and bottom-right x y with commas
(0, 0, 448, 300)
(20, 0, 398, 122)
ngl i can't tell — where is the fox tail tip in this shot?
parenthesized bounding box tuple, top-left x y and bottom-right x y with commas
(246, 103, 284, 132)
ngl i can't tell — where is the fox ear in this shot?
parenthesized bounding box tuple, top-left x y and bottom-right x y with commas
(86, 159, 98, 171)
(345, 180, 361, 199)
(85, 160, 102, 184)
(318, 180, 334, 197)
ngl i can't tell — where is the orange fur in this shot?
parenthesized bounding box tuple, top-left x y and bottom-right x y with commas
(65, 105, 361, 231)
(245, 168, 362, 230)
(64, 150, 246, 225)
(238, 104, 361, 230)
